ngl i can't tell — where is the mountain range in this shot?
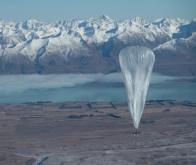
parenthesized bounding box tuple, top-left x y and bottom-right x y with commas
(0, 15, 196, 75)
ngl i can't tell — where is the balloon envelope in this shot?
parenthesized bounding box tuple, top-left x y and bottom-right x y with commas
(119, 46, 155, 129)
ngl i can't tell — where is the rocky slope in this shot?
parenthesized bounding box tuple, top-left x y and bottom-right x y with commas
(0, 16, 195, 75)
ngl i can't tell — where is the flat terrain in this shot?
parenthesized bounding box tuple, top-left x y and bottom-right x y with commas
(0, 101, 196, 165)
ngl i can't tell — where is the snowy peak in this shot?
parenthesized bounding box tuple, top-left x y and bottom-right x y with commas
(95, 15, 112, 22)
(0, 17, 192, 47)
(0, 16, 195, 74)
(173, 20, 196, 39)
(131, 17, 147, 25)
(152, 18, 187, 36)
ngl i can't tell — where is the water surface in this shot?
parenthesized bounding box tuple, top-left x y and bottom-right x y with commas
(0, 73, 195, 104)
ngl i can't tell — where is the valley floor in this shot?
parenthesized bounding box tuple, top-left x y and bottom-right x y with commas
(0, 101, 196, 165)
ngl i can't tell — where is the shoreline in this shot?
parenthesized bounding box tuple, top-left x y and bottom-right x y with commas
(0, 99, 196, 106)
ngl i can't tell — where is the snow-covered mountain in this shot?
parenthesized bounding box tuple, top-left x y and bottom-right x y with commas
(0, 16, 195, 75)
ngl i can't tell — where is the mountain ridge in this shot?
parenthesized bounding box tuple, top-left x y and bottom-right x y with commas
(0, 16, 196, 75)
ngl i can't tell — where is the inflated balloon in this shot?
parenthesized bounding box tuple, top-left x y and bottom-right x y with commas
(119, 46, 155, 129)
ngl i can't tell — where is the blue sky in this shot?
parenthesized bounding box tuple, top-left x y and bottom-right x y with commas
(0, 0, 195, 22)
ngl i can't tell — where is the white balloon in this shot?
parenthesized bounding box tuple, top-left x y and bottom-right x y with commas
(119, 46, 155, 129)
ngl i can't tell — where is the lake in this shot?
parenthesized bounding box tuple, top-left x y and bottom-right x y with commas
(0, 73, 195, 104)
